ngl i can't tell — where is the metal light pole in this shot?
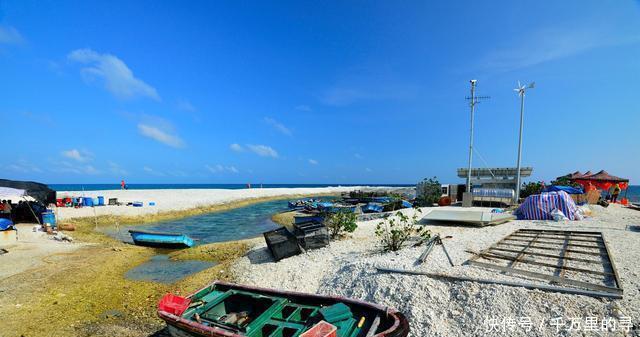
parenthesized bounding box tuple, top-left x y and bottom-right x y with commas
(514, 81, 535, 203)
(466, 80, 477, 193)
(465, 80, 489, 193)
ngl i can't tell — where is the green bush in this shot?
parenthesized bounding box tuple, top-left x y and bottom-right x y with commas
(520, 181, 543, 198)
(550, 177, 582, 188)
(375, 210, 430, 252)
(415, 177, 441, 206)
(325, 211, 358, 239)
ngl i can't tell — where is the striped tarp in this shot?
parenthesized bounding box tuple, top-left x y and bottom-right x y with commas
(516, 191, 579, 220)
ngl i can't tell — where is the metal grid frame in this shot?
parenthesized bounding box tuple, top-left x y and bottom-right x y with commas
(465, 229, 623, 297)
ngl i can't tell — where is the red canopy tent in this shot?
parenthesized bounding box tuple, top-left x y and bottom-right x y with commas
(573, 170, 629, 191)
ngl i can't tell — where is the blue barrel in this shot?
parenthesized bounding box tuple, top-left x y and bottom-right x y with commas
(83, 197, 94, 207)
(97, 196, 104, 206)
(42, 211, 56, 227)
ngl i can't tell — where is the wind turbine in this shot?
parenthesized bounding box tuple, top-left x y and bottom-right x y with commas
(514, 81, 535, 203)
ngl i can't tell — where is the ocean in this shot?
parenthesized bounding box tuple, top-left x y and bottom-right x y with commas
(625, 185, 640, 203)
(47, 183, 640, 202)
(48, 183, 413, 191)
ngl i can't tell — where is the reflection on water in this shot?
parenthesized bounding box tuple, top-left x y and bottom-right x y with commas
(125, 255, 215, 284)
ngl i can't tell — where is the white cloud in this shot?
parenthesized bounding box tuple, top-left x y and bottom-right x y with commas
(143, 166, 165, 176)
(230, 143, 245, 152)
(68, 48, 160, 100)
(0, 25, 24, 44)
(176, 99, 196, 112)
(308, 159, 318, 165)
(138, 123, 185, 148)
(482, 21, 640, 72)
(61, 149, 92, 162)
(295, 105, 312, 112)
(264, 117, 292, 136)
(246, 144, 278, 158)
(206, 164, 239, 174)
(320, 83, 417, 107)
(3, 159, 42, 173)
(108, 161, 128, 175)
(53, 161, 100, 175)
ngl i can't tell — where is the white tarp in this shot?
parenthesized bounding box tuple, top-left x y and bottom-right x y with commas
(0, 187, 26, 199)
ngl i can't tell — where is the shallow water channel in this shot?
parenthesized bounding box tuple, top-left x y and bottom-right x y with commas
(111, 197, 333, 283)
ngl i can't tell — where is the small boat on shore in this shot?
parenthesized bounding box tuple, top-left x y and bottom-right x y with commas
(361, 203, 384, 213)
(129, 230, 195, 249)
(294, 214, 324, 225)
(158, 281, 409, 337)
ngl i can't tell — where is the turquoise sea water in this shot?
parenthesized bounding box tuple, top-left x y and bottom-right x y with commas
(107, 196, 336, 245)
(625, 185, 640, 203)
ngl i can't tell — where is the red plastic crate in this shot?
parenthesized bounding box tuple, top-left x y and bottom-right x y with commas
(158, 294, 191, 316)
(300, 321, 337, 337)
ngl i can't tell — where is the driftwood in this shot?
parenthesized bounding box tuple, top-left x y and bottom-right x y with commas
(375, 266, 622, 299)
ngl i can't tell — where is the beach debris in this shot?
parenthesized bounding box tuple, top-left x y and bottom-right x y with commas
(375, 266, 622, 299)
(416, 234, 455, 266)
(263, 227, 302, 261)
(52, 233, 74, 242)
(0, 248, 8, 255)
(294, 222, 330, 250)
(464, 229, 623, 297)
(416, 235, 440, 263)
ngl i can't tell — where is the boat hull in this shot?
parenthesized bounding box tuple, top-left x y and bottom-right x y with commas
(159, 281, 410, 337)
(129, 230, 194, 249)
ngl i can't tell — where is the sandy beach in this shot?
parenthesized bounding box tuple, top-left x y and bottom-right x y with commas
(55, 186, 368, 220)
(1, 187, 639, 337)
(234, 204, 640, 337)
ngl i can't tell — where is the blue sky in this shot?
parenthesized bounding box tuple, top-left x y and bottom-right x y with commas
(1, 1, 639, 184)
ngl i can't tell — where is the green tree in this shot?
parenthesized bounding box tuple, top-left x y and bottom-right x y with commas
(415, 177, 441, 206)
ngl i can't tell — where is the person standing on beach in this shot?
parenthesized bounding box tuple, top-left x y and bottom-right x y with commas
(121, 179, 126, 190)
(611, 183, 621, 203)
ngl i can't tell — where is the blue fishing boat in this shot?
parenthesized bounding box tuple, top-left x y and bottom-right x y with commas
(361, 203, 384, 213)
(371, 196, 392, 203)
(328, 205, 357, 213)
(129, 230, 195, 249)
(294, 215, 324, 225)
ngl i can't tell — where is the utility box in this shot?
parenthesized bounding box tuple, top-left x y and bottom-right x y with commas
(462, 192, 473, 208)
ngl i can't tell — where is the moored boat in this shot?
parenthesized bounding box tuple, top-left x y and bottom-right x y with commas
(158, 281, 409, 337)
(129, 230, 195, 249)
(361, 203, 384, 213)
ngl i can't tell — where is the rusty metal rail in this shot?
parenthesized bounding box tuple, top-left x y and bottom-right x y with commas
(465, 229, 623, 297)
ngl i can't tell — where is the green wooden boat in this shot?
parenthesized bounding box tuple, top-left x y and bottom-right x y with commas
(158, 281, 409, 337)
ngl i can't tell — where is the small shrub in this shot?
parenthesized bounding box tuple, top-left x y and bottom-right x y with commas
(416, 177, 441, 206)
(325, 211, 358, 239)
(375, 210, 430, 252)
(520, 181, 544, 198)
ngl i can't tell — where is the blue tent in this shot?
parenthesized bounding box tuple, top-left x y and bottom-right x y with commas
(542, 185, 584, 195)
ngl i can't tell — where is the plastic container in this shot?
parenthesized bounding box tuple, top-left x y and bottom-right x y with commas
(42, 211, 56, 227)
(300, 321, 337, 337)
(97, 196, 105, 206)
(158, 294, 191, 316)
(83, 197, 94, 207)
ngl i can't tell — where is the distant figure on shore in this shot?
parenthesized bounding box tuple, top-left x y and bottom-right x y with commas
(246, 183, 251, 189)
(611, 183, 621, 203)
(121, 179, 126, 190)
